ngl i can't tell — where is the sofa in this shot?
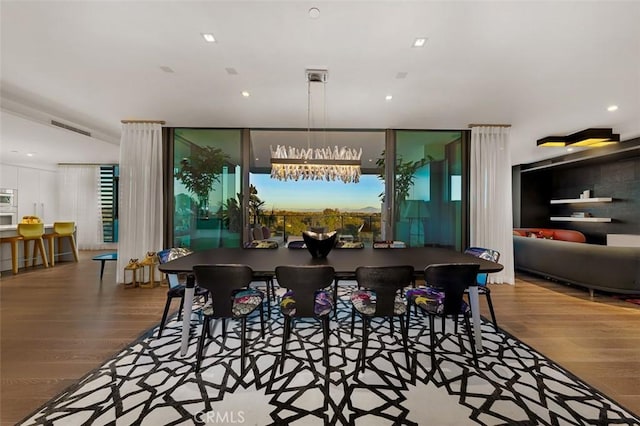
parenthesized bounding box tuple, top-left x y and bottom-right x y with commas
(513, 228, 586, 243)
(513, 230, 640, 295)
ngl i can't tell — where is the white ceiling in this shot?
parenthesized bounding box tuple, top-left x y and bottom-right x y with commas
(1, 1, 639, 171)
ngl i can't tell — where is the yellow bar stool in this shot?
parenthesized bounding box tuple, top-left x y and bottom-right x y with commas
(17, 223, 49, 269)
(42, 221, 79, 266)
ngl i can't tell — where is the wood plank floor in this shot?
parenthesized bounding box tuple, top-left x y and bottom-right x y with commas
(1, 252, 639, 424)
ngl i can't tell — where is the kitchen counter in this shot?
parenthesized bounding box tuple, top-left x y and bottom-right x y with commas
(0, 224, 76, 274)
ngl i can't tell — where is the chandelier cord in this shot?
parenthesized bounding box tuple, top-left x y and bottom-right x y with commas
(307, 77, 311, 151)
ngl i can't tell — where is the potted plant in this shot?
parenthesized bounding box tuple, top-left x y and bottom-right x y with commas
(175, 146, 229, 218)
(376, 150, 429, 219)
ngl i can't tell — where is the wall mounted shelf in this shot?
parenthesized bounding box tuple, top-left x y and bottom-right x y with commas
(550, 216, 612, 222)
(550, 197, 612, 204)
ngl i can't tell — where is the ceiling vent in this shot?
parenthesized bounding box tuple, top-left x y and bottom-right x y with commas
(50, 120, 92, 137)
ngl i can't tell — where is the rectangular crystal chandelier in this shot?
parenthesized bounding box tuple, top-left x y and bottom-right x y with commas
(270, 69, 362, 183)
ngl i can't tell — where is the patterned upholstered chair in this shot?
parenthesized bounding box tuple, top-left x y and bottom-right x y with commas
(156, 248, 209, 338)
(275, 265, 335, 373)
(464, 247, 501, 329)
(243, 240, 279, 315)
(193, 264, 265, 373)
(350, 265, 414, 374)
(407, 263, 480, 367)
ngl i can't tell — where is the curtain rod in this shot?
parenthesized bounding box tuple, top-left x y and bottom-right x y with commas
(467, 123, 511, 128)
(58, 162, 116, 166)
(121, 119, 166, 124)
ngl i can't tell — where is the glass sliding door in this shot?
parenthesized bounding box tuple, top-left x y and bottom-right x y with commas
(172, 128, 242, 249)
(394, 130, 465, 250)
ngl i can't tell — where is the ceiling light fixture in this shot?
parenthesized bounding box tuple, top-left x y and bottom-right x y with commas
(565, 128, 619, 147)
(536, 136, 566, 147)
(308, 7, 320, 19)
(385, 95, 393, 101)
(201, 33, 216, 43)
(270, 69, 362, 183)
(412, 37, 427, 47)
(607, 105, 618, 112)
(241, 91, 250, 97)
(537, 128, 620, 148)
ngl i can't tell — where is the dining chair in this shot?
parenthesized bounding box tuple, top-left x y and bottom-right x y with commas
(350, 265, 414, 374)
(331, 240, 365, 318)
(464, 247, 501, 329)
(275, 265, 335, 373)
(156, 248, 209, 338)
(193, 264, 265, 373)
(243, 240, 278, 315)
(408, 263, 481, 368)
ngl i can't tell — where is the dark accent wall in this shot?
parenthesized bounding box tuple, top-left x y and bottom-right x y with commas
(514, 138, 640, 245)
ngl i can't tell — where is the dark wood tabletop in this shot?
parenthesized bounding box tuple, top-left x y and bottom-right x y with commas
(158, 246, 503, 276)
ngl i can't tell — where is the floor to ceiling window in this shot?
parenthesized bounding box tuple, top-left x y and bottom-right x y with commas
(394, 130, 466, 250)
(172, 129, 242, 249)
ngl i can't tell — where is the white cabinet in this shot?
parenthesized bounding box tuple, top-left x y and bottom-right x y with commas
(0, 164, 19, 189)
(17, 168, 58, 222)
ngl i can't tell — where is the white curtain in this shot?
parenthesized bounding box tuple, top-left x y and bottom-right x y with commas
(57, 165, 106, 250)
(470, 126, 515, 285)
(117, 122, 164, 284)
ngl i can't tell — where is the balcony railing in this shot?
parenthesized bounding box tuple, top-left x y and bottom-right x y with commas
(250, 213, 382, 245)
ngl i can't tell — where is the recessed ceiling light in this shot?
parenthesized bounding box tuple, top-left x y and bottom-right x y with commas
(385, 95, 393, 101)
(412, 37, 427, 47)
(607, 105, 618, 112)
(395, 72, 408, 79)
(241, 91, 250, 97)
(160, 66, 174, 73)
(225, 67, 238, 75)
(26, 152, 35, 157)
(309, 7, 320, 19)
(201, 33, 216, 43)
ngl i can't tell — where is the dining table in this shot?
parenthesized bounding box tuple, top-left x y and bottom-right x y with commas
(158, 246, 504, 356)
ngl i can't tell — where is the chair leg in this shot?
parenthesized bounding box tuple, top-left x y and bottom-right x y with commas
(350, 307, 356, 338)
(68, 235, 79, 262)
(428, 315, 436, 368)
(157, 296, 173, 338)
(389, 316, 394, 337)
(46, 236, 55, 266)
(221, 318, 227, 341)
(485, 291, 498, 329)
(37, 239, 49, 268)
(241, 317, 247, 373)
(322, 317, 330, 369)
(406, 299, 412, 331)
(333, 278, 339, 319)
(399, 315, 410, 369)
(195, 317, 210, 373)
(454, 314, 459, 334)
(463, 314, 479, 368)
(10, 239, 19, 274)
(177, 293, 185, 321)
(360, 317, 369, 373)
(259, 302, 265, 338)
(280, 317, 291, 373)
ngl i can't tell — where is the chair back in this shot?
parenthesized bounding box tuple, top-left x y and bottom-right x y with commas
(424, 263, 480, 316)
(464, 247, 500, 286)
(193, 264, 254, 318)
(17, 223, 44, 239)
(53, 221, 75, 235)
(355, 265, 414, 316)
(275, 265, 335, 317)
(157, 248, 193, 289)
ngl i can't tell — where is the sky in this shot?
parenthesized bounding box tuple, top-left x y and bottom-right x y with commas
(250, 173, 383, 211)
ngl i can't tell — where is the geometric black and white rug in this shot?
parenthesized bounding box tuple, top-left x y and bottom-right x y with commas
(20, 283, 640, 425)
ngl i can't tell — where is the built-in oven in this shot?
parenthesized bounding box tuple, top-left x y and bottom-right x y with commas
(0, 188, 17, 208)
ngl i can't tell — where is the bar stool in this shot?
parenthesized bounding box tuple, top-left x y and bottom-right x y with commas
(17, 223, 49, 269)
(42, 221, 79, 266)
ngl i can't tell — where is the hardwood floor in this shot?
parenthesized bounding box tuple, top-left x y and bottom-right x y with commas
(1, 253, 639, 424)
